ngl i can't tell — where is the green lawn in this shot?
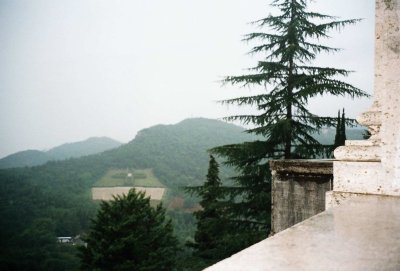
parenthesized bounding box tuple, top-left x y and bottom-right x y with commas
(94, 168, 164, 187)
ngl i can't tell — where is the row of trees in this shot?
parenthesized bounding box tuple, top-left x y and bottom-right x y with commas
(334, 109, 347, 149)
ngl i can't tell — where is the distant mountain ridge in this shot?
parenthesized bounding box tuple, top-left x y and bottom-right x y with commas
(0, 118, 259, 269)
(0, 137, 122, 169)
(47, 137, 122, 160)
(0, 117, 368, 261)
(97, 119, 365, 187)
(313, 127, 366, 145)
(0, 119, 366, 171)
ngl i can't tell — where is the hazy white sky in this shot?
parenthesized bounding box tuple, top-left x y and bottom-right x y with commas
(0, 0, 374, 158)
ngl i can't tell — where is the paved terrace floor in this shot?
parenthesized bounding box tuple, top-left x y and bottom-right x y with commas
(205, 195, 400, 271)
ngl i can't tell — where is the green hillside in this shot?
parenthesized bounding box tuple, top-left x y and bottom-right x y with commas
(104, 118, 258, 187)
(47, 136, 122, 161)
(0, 118, 368, 270)
(0, 150, 51, 169)
(0, 137, 122, 169)
(0, 118, 257, 270)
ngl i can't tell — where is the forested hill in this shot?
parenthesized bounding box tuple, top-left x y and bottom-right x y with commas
(101, 118, 258, 186)
(47, 136, 122, 161)
(0, 118, 367, 270)
(0, 119, 255, 253)
(0, 137, 122, 169)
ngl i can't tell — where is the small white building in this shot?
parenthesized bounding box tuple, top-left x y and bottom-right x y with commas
(57, 237, 72, 244)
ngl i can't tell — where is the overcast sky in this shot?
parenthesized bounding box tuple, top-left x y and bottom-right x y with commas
(0, 0, 374, 158)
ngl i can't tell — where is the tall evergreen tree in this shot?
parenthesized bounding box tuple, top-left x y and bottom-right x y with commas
(186, 155, 271, 267)
(219, 0, 368, 159)
(334, 110, 341, 148)
(191, 155, 223, 258)
(333, 108, 347, 155)
(341, 108, 347, 144)
(79, 189, 178, 271)
(209, 145, 272, 252)
(211, 0, 368, 256)
(185, 155, 227, 263)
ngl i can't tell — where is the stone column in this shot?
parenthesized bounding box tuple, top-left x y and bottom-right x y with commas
(328, 0, 400, 207)
(379, 0, 400, 188)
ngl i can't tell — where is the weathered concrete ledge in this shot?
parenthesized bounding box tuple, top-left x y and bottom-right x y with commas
(204, 195, 400, 271)
(269, 159, 333, 175)
(270, 160, 333, 234)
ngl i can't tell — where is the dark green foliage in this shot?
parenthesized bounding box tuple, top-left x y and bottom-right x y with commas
(210, 146, 272, 237)
(107, 118, 258, 187)
(0, 118, 254, 270)
(334, 110, 341, 148)
(0, 172, 83, 270)
(186, 148, 271, 264)
(186, 156, 227, 263)
(341, 109, 347, 143)
(221, 0, 368, 159)
(208, 0, 367, 260)
(0, 118, 365, 270)
(334, 109, 347, 150)
(184, 155, 269, 268)
(79, 189, 178, 271)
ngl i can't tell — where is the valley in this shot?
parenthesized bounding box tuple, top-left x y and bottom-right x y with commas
(0, 118, 366, 270)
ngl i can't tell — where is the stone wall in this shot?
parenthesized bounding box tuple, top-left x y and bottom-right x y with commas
(270, 160, 333, 234)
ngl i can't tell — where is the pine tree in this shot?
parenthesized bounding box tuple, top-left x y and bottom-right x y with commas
(220, 0, 368, 159)
(211, 0, 368, 256)
(186, 155, 271, 265)
(79, 189, 178, 271)
(334, 110, 341, 148)
(333, 108, 346, 156)
(185, 155, 228, 263)
(209, 144, 272, 252)
(340, 108, 347, 144)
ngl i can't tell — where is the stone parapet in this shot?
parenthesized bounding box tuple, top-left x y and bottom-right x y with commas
(204, 195, 400, 271)
(270, 160, 333, 234)
(326, 191, 370, 209)
(269, 159, 333, 175)
(332, 161, 389, 194)
(334, 144, 381, 162)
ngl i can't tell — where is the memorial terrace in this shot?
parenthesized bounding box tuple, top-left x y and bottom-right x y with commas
(205, 0, 400, 270)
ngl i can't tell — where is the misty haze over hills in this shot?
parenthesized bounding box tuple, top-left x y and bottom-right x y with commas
(0, 137, 122, 169)
(0, 118, 366, 170)
(0, 117, 367, 270)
